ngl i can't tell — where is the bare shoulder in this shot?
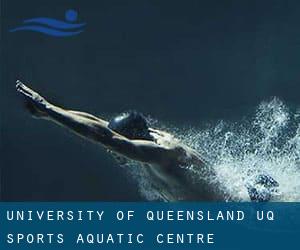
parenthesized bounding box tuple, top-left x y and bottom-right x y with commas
(148, 127, 202, 164)
(110, 127, 205, 167)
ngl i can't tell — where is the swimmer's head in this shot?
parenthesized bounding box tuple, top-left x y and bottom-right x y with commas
(108, 111, 153, 141)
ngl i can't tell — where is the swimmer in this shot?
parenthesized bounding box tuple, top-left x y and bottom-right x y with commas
(15, 80, 278, 201)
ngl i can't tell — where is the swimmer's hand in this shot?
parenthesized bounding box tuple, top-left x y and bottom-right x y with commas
(16, 80, 49, 118)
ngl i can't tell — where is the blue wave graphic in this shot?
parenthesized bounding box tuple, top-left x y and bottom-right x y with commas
(23, 18, 85, 29)
(10, 25, 84, 37)
(9, 9, 85, 37)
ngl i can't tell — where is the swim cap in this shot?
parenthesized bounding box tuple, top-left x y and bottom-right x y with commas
(108, 111, 153, 140)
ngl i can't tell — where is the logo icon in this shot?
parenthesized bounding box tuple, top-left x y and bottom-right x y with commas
(9, 9, 85, 37)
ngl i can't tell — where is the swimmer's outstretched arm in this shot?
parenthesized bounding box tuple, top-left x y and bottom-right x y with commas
(16, 81, 175, 165)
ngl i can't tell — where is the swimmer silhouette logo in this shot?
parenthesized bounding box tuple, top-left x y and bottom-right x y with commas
(9, 9, 85, 37)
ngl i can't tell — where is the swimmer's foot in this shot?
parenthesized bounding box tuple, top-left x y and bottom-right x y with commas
(16, 80, 49, 118)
